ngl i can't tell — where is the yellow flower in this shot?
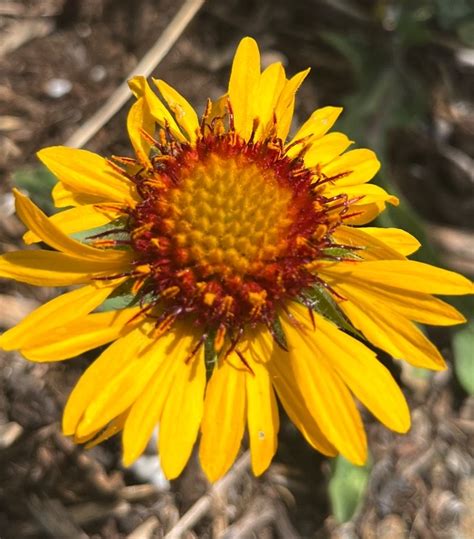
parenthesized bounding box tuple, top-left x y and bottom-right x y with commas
(1, 37, 472, 482)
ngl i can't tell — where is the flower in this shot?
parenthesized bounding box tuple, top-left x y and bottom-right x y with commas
(0, 37, 472, 482)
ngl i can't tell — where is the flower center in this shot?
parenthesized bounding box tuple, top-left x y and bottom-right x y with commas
(167, 153, 293, 277)
(114, 118, 353, 345)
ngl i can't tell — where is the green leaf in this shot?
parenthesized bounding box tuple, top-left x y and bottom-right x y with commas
(453, 322, 474, 395)
(97, 280, 140, 312)
(322, 247, 363, 261)
(329, 455, 371, 523)
(11, 165, 57, 214)
(98, 293, 137, 312)
(70, 218, 127, 243)
(301, 285, 362, 338)
(270, 316, 288, 350)
(204, 331, 218, 378)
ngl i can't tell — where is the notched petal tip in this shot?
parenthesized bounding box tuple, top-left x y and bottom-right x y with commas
(127, 75, 146, 98)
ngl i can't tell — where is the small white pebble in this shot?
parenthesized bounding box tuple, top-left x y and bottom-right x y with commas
(456, 48, 474, 68)
(44, 78, 72, 99)
(90, 65, 107, 82)
(0, 192, 15, 216)
(131, 455, 170, 491)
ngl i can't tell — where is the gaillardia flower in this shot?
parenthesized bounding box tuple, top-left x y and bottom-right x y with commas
(1, 37, 472, 482)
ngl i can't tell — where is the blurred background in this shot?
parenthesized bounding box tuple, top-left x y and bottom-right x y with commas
(0, 0, 473, 537)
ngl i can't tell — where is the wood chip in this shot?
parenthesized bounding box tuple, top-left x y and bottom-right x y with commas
(121, 483, 159, 502)
(127, 516, 161, 539)
(0, 421, 23, 448)
(0, 19, 54, 58)
(0, 294, 39, 328)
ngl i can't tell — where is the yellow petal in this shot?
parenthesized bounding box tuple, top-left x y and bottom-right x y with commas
(332, 225, 405, 261)
(63, 324, 150, 435)
(154, 78, 199, 141)
(329, 275, 466, 326)
(362, 227, 421, 256)
(23, 204, 123, 245)
(275, 68, 310, 140)
(326, 183, 399, 207)
(255, 62, 286, 138)
(52, 181, 105, 208)
(291, 304, 410, 433)
(343, 200, 388, 225)
(75, 323, 164, 437)
(323, 260, 474, 295)
(245, 351, 279, 476)
(0, 280, 124, 350)
(14, 190, 126, 264)
(321, 149, 380, 186)
(209, 94, 227, 123)
(0, 250, 129, 286)
(199, 358, 246, 483)
(37, 146, 138, 205)
(122, 350, 181, 466)
(127, 97, 154, 168)
(21, 307, 142, 362)
(304, 132, 353, 168)
(79, 410, 129, 448)
(159, 346, 206, 479)
(123, 326, 198, 466)
(339, 297, 447, 370)
(228, 37, 261, 139)
(275, 318, 367, 465)
(288, 106, 343, 151)
(128, 76, 185, 141)
(327, 263, 466, 327)
(267, 352, 337, 457)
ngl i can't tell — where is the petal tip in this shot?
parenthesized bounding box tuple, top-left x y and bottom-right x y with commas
(388, 195, 400, 206)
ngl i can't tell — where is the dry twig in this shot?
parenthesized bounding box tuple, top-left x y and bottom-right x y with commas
(164, 452, 251, 539)
(218, 497, 275, 539)
(64, 0, 206, 149)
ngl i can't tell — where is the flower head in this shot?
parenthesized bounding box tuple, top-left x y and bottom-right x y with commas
(1, 37, 472, 482)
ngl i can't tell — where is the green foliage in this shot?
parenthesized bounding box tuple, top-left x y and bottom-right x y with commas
(301, 285, 362, 338)
(319, 3, 448, 267)
(97, 280, 140, 312)
(11, 165, 57, 215)
(204, 331, 218, 377)
(434, 0, 473, 33)
(322, 247, 362, 261)
(71, 218, 127, 243)
(270, 316, 288, 350)
(329, 455, 371, 523)
(453, 322, 474, 395)
(97, 293, 137, 312)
